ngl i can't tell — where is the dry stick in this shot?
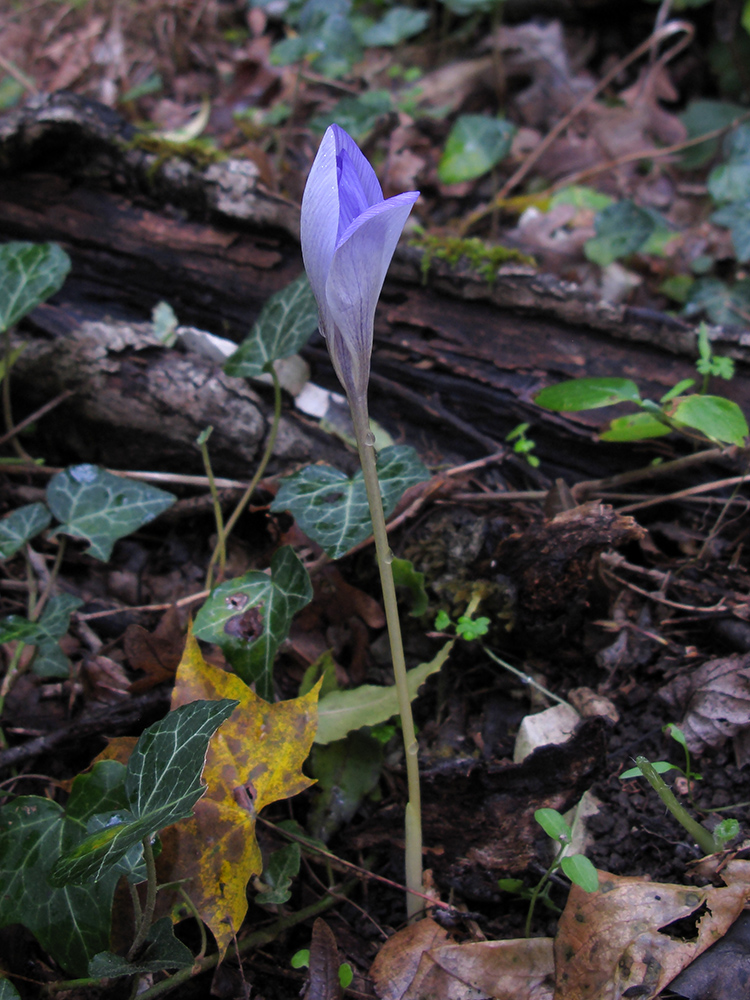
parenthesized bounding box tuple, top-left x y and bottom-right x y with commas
(0, 390, 73, 448)
(617, 473, 750, 514)
(460, 18, 694, 234)
(257, 816, 457, 913)
(548, 107, 750, 195)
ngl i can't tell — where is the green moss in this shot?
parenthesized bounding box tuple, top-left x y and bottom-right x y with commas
(410, 232, 536, 284)
(124, 133, 226, 177)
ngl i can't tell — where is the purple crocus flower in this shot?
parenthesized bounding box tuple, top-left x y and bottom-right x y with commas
(301, 124, 419, 403)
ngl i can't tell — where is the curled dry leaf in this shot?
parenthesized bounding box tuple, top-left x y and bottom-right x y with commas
(308, 918, 343, 1000)
(660, 653, 750, 754)
(370, 918, 554, 1000)
(554, 868, 750, 1000)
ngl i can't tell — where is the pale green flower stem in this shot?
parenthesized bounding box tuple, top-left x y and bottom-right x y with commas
(349, 395, 423, 920)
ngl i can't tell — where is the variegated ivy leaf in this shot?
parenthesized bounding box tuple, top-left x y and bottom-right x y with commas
(193, 545, 312, 700)
(270, 445, 429, 559)
(0, 502, 52, 560)
(0, 760, 128, 976)
(224, 272, 318, 379)
(46, 465, 175, 561)
(50, 699, 237, 888)
(0, 241, 71, 333)
(0, 593, 83, 677)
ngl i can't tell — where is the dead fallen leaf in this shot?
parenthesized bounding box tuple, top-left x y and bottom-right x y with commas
(371, 918, 554, 1000)
(125, 606, 184, 692)
(154, 628, 320, 956)
(81, 654, 131, 703)
(308, 918, 343, 1000)
(660, 653, 750, 754)
(668, 910, 750, 1000)
(554, 868, 750, 1000)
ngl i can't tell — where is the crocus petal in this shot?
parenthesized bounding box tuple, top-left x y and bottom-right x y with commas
(300, 126, 339, 323)
(325, 190, 419, 400)
(330, 124, 383, 212)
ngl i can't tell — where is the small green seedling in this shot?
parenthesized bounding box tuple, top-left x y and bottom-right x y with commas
(291, 949, 353, 989)
(499, 808, 599, 937)
(506, 422, 540, 468)
(434, 609, 490, 641)
(534, 328, 746, 446)
(620, 737, 740, 855)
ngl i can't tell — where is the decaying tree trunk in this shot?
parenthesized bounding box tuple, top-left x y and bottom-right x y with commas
(1, 91, 749, 482)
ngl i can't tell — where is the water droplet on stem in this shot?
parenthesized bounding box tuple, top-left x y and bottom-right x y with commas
(384, 548, 394, 564)
(363, 430, 376, 447)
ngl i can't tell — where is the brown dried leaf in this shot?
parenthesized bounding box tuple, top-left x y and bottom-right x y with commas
(81, 654, 131, 703)
(554, 869, 750, 1000)
(660, 653, 750, 754)
(308, 918, 343, 1000)
(125, 606, 184, 692)
(371, 918, 554, 1000)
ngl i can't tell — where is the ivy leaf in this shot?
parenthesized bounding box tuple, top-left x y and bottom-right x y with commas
(712, 202, 750, 263)
(0, 761, 128, 976)
(46, 465, 176, 561)
(271, 446, 429, 559)
(0, 593, 83, 678)
(88, 919, 193, 978)
(311, 90, 394, 143)
(193, 545, 312, 700)
(256, 843, 301, 906)
(0, 242, 71, 333)
(585, 201, 656, 266)
(0, 502, 52, 560)
(49, 699, 237, 887)
(535, 377, 642, 412)
(224, 273, 319, 379)
(359, 7, 429, 46)
(438, 115, 515, 185)
(685, 277, 750, 325)
(315, 640, 454, 745)
(308, 731, 384, 841)
(0, 980, 20, 999)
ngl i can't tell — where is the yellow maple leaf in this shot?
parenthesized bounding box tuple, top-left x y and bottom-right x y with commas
(155, 627, 321, 956)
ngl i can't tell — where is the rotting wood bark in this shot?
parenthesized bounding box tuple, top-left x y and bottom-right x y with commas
(1, 92, 750, 483)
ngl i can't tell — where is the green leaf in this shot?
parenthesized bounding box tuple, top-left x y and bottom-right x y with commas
(359, 7, 429, 45)
(438, 115, 515, 185)
(0, 980, 20, 999)
(534, 808, 571, 843)
(271, 445, 429, 559)
(685, 277, 750, 325)
(665, 723, 688, 748)
(391, 557, 428, 617)
(339, 964, 354, 989)
(441, 0, 495, 14)
(670, 394, 748, 445)
(534, 377, 641, 411)
(560, 854, 599, 892)
(0, 502, 52, 560)
(585, 201, 656, 265)
(291, 949, 310, 969)
(257, 842, 301, 905)
(46, 465, 175, 561)
(620, 761, 679, 779)
(0, 593, 84, 678)
(50, 700, 237, 887)
(712, 202, 750, 262)
(680, 100, 746, 169)
(455, 615, 490, 640)
(0, 761, 127, 976)
(315, 640, 453, 745)
(498, 877, 525, 893)
(224, 273, 319, 379)
(310, 90, 394, 143)
(714, 818, 740, 848)
(308, 731, 384, 841)
(0, 242, 71, 333)
(193, 545, 312, 700)
(550, 186, 613, 212)
(600, 411, 672, 442)
(88, 918, 193, 977)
